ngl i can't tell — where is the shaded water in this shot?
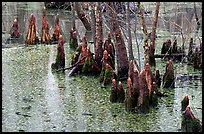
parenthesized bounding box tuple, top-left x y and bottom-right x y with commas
(2, 2, 202, 132)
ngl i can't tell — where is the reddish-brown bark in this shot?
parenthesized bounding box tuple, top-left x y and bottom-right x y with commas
(52, 14, 60, 42)
(10, 18, 20, 38)
(75, 2, 91, 31)
(94, 2, 103, 65)
(41, 7, 51, 44)
(26, 13, 38, 45)
(52, 35, 65, 70)
(106, 2, 129, 78)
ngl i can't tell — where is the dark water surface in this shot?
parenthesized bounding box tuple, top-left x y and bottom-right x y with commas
(2, 2, 202, 132)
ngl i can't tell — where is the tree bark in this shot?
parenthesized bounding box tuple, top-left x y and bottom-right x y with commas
(126, 2, 134, 61)
(94, 2, 103, 65)
(75, 2, 92, 31)
(150, 2, 160, 49)
(137, 2, 149, 65)
(149, 2, 160, 67)
(106, 2, 129, 78)
(90, 3, 96, 49)
(133, 2, 141, 72)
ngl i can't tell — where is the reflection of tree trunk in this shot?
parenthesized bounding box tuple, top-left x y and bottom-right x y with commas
(75, 2, 91, 31)
(107, 2, 129, 78)
(149, 2, 160, 67)
(95, 2, 103, 65)
(126, 2, 134, 61)
(194, 2, 200, 26)
(137, 2, 149, 65)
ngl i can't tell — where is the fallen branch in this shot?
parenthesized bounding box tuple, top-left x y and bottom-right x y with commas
(56, 56, 86, 72)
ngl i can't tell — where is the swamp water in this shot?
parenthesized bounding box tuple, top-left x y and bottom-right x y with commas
(2, 2, 202, 132)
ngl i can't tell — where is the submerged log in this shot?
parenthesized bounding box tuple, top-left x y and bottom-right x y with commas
(154, 53, 185, 58)
(176, 73, 202, 81)
(71, 35, 87, 64)
(57, 56, 86, 72)
(69, 35, 88, 76)
(68, 35, 100, 76)
(5, 34, 24, 44)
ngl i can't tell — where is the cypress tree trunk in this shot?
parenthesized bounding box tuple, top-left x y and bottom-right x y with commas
(133, 2, 141, 72)
(126, 2, 134, 61)
(137, 2, 149, 65)
(90, 3, 96, 49)
(106, 2, 129, 78)
(75, 2, 92, 31)
(69, 2, 78, 49)
(94, 2, 103, 65)
(149, 2, 160, 67)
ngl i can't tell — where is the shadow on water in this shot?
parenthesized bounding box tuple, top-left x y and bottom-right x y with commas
(2, 2, 202, 132)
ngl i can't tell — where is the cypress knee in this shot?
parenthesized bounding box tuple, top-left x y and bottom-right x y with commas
(124, 77, 134, 113)
(10, 18, 20, 38)
(26, 13, 39, 45)
(118, 81, 125, 103)
(52, 35, 65, 70)
(41, 7, 51, 44)
(110, 79, 118, 103)
(163, 60, 175, 88)
(132, 69, 140, 109)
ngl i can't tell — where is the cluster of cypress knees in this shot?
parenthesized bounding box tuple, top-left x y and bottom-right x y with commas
(10, 7, 61, 45)
(10, 6, 202, 131)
